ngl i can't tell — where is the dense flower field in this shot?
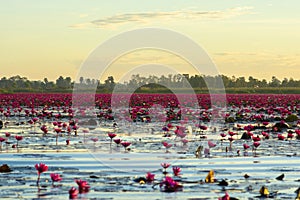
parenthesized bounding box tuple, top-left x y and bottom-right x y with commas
(0, 93, 300, 199)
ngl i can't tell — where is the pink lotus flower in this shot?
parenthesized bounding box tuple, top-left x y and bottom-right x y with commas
(35, 163, 48, 175)
(82, 129, 89, 133)
(145, 172, 155, 182)
(69, 187, 79, 199)
(91, 138, 98, 143)
(50, 173, 62, 184)
(219, 191, 230, 200)
(182, 139, 188, 145)
(5, 132, 10, 137)
(75, 179, 90, 194)
(208, 141, 216, 148)
(172, 166, 181, 176)
(161, 162, 171, 169)
(35, 163, 48, 186)
(220, 133, 226, 138)
(162, 141, 172, 149)
(160, 176, 182, 192)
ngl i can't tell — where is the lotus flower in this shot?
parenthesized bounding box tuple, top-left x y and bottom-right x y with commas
(145, 172, 155, 182)
(75, 179, 90, 194)
(50, 173, 62, 185)
(172, 166, 181, 176)
(160, 176, 182, 192)
(162, 141, 172, 149)
(69, 187, 79, 199)
(121, 141, 131, 151)
(35, 163, 48, 186)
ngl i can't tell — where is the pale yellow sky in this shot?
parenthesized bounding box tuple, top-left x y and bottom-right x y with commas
(1, 1, 300, 82)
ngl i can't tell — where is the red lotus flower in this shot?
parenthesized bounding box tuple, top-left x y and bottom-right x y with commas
(287, 133, 293, 139)
(108, 133, 117, 139)
(247, 131, 253, 137)
(162, 141, 172, 149)
(41, 125, 48, 134)
(161, 162, 171, 169)
(172, 166, 181, 176)
(113, 138, 121, 145)
(83, 129, 89, 133)
(219, 191, 230, 200)
(243, 143, 250, 150)
(182, 139, 188, 145)
(220, 133, 226, 138)
(54, 128, 61, 133)
(35, 163, 48, 175)
(69, 187, 79, 199)
(0, 137, 5, 142)
(167, 123, 173, 129)
(121, 141, 131, 149)
(50, 173, 62, 183)
(15, 135, 23, 141)
(208, 141, 216, 148)
(162, 126, 169, 132)
(160, 176, 182, 192)
(262, 121, 269, 126)
(228, 131, 236, 137)
(91, 138, 98, 143)
(145, 172, 155, 182)
(252, 136, 261, 142)
(75, 179, 90, 194)
(278, 134, 285, 140)
(198, 125, 207, 130)
(253, 141, 260, 148)
(5, 132, 10, 137)
(262, 131, 269, 139)
(35, 163, 48, 186)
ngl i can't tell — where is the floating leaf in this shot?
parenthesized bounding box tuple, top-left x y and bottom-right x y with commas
(0, 164, 12, 173)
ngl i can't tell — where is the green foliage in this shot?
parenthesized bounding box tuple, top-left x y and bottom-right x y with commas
(225, 117, 236, 123)
(285, 114, 298, 122)
(3, 74, 300, 94)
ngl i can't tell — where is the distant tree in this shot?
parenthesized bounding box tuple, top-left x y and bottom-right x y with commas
(80, 77, 84, 85)
(269, 76, 281, 87)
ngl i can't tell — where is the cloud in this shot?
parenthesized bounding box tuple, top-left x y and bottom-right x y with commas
(70, 6, 254, 29)
(213, 51, 300, 68)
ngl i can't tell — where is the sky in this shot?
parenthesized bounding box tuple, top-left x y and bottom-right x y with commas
(1, 0, 300, 82)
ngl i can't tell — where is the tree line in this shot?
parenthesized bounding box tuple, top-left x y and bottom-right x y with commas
(1, 74, 300, 93)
